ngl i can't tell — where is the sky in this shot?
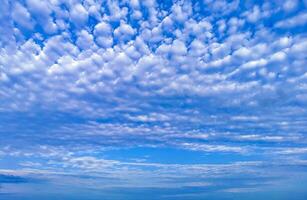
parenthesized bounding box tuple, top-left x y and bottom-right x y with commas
(0, 0, 307, 199)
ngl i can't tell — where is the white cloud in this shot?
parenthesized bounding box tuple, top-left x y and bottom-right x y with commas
(114, 21, 135, 42)
(26, 0, 58, 33)
(76, 30, 94, 50)
(70, 3, 88, 26)
(275, 12, 307, 28)
(283, 0, 298, 12)
(171, 40, 187, 55)
(12, 2, 34, 30)
(245, 5, 261, 23)
(94, 21, 112, 36)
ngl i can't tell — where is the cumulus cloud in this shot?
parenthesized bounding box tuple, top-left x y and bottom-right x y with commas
(11, 2, 34, 30)
(275, 12, 307, 28)
(114, 21, 135, 42)
(70, 3, 88, 26)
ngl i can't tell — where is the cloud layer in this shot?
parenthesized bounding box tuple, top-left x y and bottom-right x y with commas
(0, 0, 307, 199)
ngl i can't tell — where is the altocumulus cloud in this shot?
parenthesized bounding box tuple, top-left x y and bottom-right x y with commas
(0, 0, 307, 199)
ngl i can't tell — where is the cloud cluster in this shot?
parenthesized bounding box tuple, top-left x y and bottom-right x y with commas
(0, 0, 307, 198)
(1, 0, 306, 113)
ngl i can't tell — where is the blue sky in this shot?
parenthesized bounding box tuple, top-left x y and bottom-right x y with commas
(0, 0, 307, 199)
